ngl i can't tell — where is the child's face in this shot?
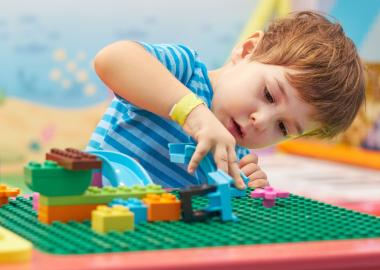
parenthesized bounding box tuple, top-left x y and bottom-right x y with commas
(210, 60, 320, 148)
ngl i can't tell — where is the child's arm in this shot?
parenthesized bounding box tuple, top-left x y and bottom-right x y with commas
(94, 41, 245, 189)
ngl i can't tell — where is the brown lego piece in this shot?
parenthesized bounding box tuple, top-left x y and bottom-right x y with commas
(46, 148, 102, 171)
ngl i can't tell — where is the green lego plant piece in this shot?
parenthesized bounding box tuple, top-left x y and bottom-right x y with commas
(2, 192, 380, 255)
(39, 184, 165, 206)
(24, 161, 92, 196)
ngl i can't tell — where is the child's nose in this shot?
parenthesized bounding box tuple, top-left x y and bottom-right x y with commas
(249, 112, 268, 133)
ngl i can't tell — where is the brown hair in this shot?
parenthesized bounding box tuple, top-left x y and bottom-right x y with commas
(251, 11, 365, 138)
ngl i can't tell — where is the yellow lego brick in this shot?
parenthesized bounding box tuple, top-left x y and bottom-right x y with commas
(91, 205, 134, 234)
(0, 226, 32, 263)
(142, 193, 181, 221)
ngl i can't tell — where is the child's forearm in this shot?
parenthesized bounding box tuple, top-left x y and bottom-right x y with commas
(95, 41, 245, 189)
(94, 40, 192, 118)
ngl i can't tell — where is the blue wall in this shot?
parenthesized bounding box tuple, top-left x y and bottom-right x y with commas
(0, 0, 259, 108)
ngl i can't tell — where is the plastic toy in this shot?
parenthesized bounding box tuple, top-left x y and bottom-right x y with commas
(39, 184, 165, 206)
(37, 185, 164, 224)
(3, 193, 380, 256)
(169, 143, 243, 221)
(33, 192, 39, 211)
(168, 143, 249, 197)
(178, 184, 220, 222)
(251, 186, 289, 208)
(92, 205, 134, 234)
(46, 148, 102, 170)
(0, 184, 20, 207)
(142, 193, 181, 221)
(24, 160, 92, 196)
(88, 150, 154, 187)
(39, 203, 99, 224)
(109, 198, 147, 224)
(0, 226, 32, 263)
(207, 170, 237, 221)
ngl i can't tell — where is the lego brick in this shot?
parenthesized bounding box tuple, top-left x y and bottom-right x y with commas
(39, 184, 165, 206)
(24, 160, 92, 196)
(169, 142, 248, 197)
(92, 205, 134, 234)
(38, 203, 99, 224)
(143, 193, 181, 221)
(230, 172, 250, 198)
(109, 198, 147, 224)
(3, 193, 380, 255)
(33, 192, 39, 211)
(178, 184, 220, 222)
(46, 148, 102, 170)
(207, 170, 237, 222)
(251, 186, 290, 208)
(0, 197, 8, 207)
(0, 184, 20, 207)
(0, 226, 32, 263)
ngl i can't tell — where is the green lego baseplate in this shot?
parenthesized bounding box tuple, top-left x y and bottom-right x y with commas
(1, 190, 380, 255)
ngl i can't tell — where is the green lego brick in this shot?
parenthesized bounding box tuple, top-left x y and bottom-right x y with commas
(39, 184, 165, 206)
(24, 161, 92, 196)
(1, 192, 380, 255)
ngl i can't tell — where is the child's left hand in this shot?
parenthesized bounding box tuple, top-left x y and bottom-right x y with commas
(239, 153, 268, 188)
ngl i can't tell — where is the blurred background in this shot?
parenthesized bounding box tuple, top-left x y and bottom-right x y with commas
(1, 0, 379, 214)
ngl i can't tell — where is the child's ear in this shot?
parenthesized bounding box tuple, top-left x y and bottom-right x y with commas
(230, 31, 264, 64)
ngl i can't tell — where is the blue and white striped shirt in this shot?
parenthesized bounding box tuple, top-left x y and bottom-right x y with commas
(87, 42, 250, 188)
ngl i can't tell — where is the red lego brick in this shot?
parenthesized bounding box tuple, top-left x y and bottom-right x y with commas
(46, 148, 102, 170)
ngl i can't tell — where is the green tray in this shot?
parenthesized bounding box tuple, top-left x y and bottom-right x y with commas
(1, 191, 379, 255)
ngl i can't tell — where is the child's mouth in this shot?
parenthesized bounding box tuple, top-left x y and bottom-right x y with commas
(230, 119, 244, 139)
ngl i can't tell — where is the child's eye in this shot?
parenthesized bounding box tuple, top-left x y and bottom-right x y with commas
(278, 121, 288, 137)
(264, 87, 274, 103)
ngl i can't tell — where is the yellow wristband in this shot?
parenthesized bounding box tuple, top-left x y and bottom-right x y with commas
(169, 93, 205, 126)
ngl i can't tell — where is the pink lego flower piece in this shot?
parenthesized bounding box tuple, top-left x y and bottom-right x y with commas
(250, 186, 289, 208)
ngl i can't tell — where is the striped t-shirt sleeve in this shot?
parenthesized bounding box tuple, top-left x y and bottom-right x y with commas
(236, 145, 251, 160)
(137, 42, 196, 85)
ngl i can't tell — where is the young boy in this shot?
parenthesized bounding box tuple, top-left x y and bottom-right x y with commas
(88, 11, 365, 190)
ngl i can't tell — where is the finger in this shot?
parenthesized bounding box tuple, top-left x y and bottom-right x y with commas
(214, 147, 229, 174)
(240, 163, 260, 177)
(250, 170, 267, 182)
(227, 146, 245, 190)
(188, 140, 211, 174)
(248, 178, 269, 188)
(239, 152, 258, 168)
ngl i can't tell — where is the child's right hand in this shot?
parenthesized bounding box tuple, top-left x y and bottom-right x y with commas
(183, 104, 246, 189)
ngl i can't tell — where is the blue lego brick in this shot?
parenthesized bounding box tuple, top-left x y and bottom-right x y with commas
(230, 172, 250, 198)
(109, 198, 147, 224)
(207, 170, 237, 222)
(168, 143, 248, 197)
